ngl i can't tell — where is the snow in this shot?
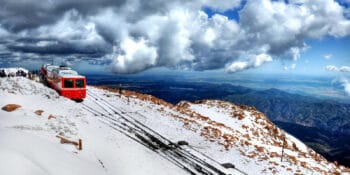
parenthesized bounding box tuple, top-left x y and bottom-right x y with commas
(0, 129, 105, 175)
(0, 77, 187, 175)
(82, 88, 349, 174)
(1, 74, 349, 175)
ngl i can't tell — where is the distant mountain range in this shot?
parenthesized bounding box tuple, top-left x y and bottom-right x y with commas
(222, 88, 350, 165)
(223, 88, 350, 134)
(86, 75, 350, 167)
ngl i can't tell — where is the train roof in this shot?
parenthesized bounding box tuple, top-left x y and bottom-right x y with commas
(44, 64, 85, 78)
(61, 75, 85, 78)
(46, 65, 59, 71)
(56, 69, 85, 78)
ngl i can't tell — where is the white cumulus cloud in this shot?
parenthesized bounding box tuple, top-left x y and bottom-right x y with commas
(324, 54, 333, 60)
(283, 63, 297, 71)
(326, 65, 350, 72)
(0, 0, 350, 73)
(327, 65, 350, 96)
(110, 38, 158, 73)
(340, 66, 350, 72)
(333, 77, 350, 96)
(326, 65, 339, 71)
(226, 53, 273, 73)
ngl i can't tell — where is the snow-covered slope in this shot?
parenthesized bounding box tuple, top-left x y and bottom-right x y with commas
(91, 87, 350, 175)
(1, 76, 349, 175)
(0, 77, 187, 175)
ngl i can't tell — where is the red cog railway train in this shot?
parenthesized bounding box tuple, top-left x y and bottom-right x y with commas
(41, 64, 86, 100)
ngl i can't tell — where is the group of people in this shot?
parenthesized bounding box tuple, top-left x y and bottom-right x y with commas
(0, 69, 27, 78)
(28, 70, 41, 80)
(0, 70, 5, 77)
(0, 69, 42, 81)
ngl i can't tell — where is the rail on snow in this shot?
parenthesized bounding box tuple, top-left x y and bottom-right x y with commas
(82, 89, 247, 175)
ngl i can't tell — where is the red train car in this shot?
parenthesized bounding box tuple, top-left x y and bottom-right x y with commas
(41, 64, 86, 100)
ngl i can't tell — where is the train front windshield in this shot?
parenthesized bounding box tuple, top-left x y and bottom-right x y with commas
(63, 79, 85, 88)
(75, 79, 85, 88)
(64, 79, 74, 88)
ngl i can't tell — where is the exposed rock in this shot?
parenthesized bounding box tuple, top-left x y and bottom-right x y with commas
(34, 110, 44, 116)
(48, 114, 56, 120)
(95, 86, 174, 108)
(2, 104, 21, 112)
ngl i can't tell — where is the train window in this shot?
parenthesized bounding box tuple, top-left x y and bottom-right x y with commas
(64, 79, 74, 88)
(76, 79, 85, 88)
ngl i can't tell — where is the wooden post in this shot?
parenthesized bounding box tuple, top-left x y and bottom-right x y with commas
(56, 135, 82, 151)
(78, 139, 82, 150)
(281, 138, 286, 162)
(118, 84, 122, 97)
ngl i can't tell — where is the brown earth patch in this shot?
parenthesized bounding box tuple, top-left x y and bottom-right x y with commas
(2, 104, 21, 112)
(48, 114, 56, 120)
(35, 110, 44, 116)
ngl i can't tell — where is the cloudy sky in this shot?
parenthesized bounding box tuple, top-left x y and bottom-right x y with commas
(0, 0, 349, 77)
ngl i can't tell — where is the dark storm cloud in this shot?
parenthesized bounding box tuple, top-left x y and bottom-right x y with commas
(7, 39, 111, 56)
(0, 0, 349, 73)
(0, 0, 126, 32)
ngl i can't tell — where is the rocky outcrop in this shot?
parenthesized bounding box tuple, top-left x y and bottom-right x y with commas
(2, 104, 21, 112)
(34, 110, 44, 116)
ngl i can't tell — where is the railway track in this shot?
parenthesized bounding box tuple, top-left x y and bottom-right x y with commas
(81, 88, 246, 175)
